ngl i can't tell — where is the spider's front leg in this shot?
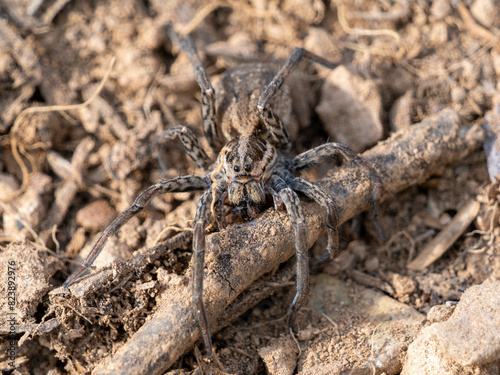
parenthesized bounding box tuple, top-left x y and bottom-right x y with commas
(292, 143, 386, 241)
(269, 175, 309, 328)
(257, 48, 340, 149)
(155, 125, 212, 172)
(287, 175, 340, 261)
(63, 175, 210, 287)
(166, 26, 222, 150)
(192, 190, 213, 358)
(191, 184, 225, 359)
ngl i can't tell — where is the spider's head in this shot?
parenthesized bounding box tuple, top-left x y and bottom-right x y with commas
(220, 135, 277, 210)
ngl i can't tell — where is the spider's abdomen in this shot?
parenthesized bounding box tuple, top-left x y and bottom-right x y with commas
(215, 63, 292, 143)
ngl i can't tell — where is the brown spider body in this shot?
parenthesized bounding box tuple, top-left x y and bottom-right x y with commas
(215, 63, 292, 145)
(63, 26, 383, 360)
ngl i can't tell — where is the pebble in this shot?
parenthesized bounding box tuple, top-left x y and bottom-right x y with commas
(471, 0, 499, 28)
(389, 90, 413, 131)
(258, 336, 298, 375)
(76, 199, 116, 232)
(0, 173, 19, 201)
(402, 280, 500, 374)
(316, 66, 383, 152)
(426, 303, 455, 323)
(430, 0, 452, 20)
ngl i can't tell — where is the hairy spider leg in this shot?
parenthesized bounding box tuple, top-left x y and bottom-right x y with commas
(257, 48, 341, 150)
(292, 142, 386, 242)
(166, 26, 221, 150)
(155, 125, 212, 172)
(287, 175, 340, 260)
(269, 175, 309, 328)
(63, 175, 210, 288)
(192, 189, 217, 359)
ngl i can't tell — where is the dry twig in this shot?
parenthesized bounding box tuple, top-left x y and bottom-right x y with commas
(407, 199, 481, 270)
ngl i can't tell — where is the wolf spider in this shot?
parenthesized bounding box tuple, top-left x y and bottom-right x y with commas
(63, 26, 383, 358)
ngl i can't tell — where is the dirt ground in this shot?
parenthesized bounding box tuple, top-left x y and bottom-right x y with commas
(1, 0, 499, 374)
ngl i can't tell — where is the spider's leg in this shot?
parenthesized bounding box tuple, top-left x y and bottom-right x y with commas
(192, 186, 224, 359)
(287, 175, 339, 261)
(155, 125, 212, 172)
(63, 175, 210, 288)
(291, 142, 360, 170)
(166, 26, 221, 150)
(269, 175, 309, 328)
(257, 48, 340, 149)
(292, 143, 385, 241)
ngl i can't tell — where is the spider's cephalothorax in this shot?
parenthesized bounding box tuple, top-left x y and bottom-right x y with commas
(63, 26, 383, 360)
(216, 135, 277, 219)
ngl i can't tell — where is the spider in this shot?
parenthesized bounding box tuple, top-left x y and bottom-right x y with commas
(63, 26, 383, 359)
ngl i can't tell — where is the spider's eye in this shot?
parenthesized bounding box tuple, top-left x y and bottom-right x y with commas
(234, 165, 240, 172)
(244, 164, 252, 172)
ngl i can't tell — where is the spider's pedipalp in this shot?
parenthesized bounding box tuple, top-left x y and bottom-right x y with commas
(269, 175, 309, 328)
(63, 175, 209, 288)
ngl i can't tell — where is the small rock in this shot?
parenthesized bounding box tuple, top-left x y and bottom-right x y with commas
(0, 242, 62, 323)
(3, 173, 51, 241)
(471, 0, 499, 28)
(281, 0, 325, 24)
(429, 21, 448, 45)
(364, 256, 380, 273)
(389, 90, 413, 131)
(483, 104, 500, 183)
(350, 240, 367, 260)
(258, 335, 298, 375)
(76, 199, 117, 232)
(432, 281, 500, 366)
(304, 27, 339, 67)
(402, 281, 500, 374)
(430, 0, 452, 20)
(426, 303, 455, 323)
(316, 66, 383, 152)
(0, 173, 19, 201)
(402, 324, 500, 375)
(297, 326, 321, 341)
(386, 272, 418, 299)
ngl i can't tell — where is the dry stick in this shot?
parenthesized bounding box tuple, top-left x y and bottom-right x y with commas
(52, 231, 193, 299)
(407, 199, 481, 270)
(348, 269, 395, 296)
(91, 109, 483, 375)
